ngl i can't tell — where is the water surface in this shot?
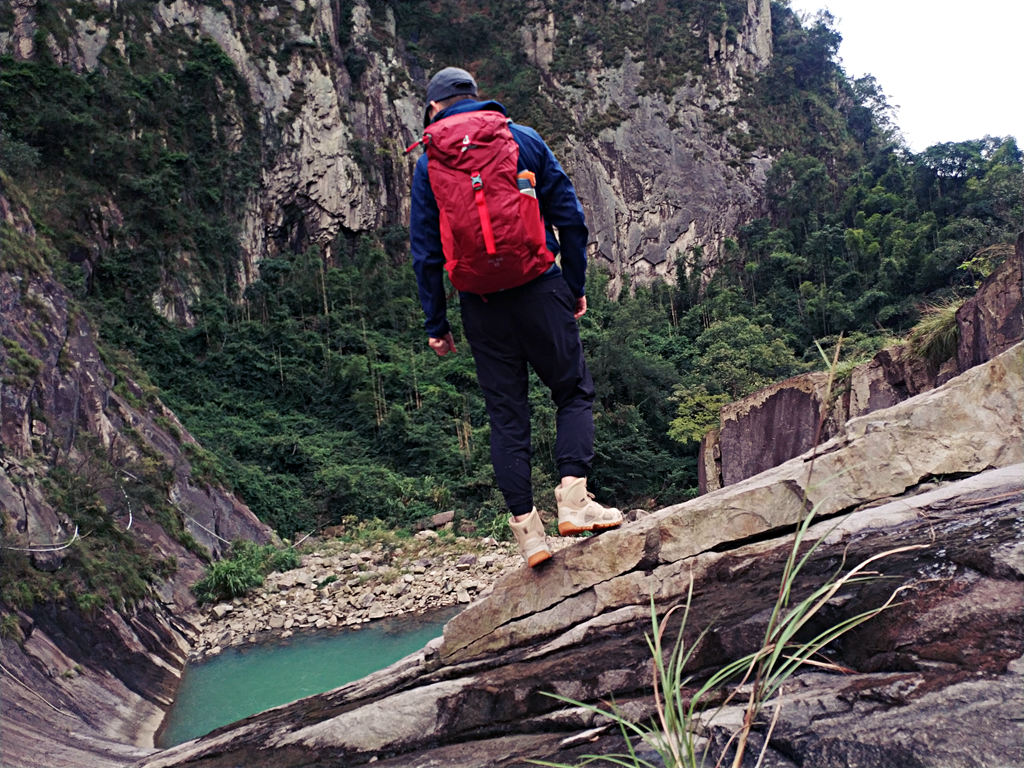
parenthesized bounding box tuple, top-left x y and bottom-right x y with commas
(158, 606, 459, 747)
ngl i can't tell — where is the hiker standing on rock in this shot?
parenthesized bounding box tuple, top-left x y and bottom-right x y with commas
(408, 66, 622, 567)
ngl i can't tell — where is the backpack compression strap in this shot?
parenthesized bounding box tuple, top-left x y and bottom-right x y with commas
(470, 172, 497, 255)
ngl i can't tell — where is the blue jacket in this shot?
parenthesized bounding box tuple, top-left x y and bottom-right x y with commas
(409, 99, 589, 338)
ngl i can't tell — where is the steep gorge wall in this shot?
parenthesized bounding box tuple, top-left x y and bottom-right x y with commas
(0, 185, 270, 563)
(553, 0, 774, 295)
(0, 181, 271, 767)
(10, 0, 418, 294)
(147, 0, 419, 291)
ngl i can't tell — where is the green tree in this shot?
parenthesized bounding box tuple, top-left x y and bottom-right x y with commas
(691, 316, 805, 399)
(668, 386, 732, 445)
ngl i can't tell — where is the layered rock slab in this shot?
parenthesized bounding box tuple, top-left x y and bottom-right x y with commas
(139, 344, 1023, 768)
(441, 341, 1023, 661)
(1, 603, 195, 768)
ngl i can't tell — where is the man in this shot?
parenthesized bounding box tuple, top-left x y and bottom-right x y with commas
(409, 66, 622, 567)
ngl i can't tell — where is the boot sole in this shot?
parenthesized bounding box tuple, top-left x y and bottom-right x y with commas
(526, 550, 552, 567)
(558, 520, 622, 536)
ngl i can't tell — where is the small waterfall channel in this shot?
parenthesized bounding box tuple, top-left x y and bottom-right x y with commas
(157, 606, 460, 747)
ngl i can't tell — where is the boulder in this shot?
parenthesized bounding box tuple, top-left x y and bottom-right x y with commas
(431, 510, 456, 528)
(842, 341, 937, 416)
(717, 371, 830, 487)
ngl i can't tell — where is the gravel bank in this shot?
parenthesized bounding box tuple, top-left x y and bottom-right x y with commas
(189, 531, 578, 659)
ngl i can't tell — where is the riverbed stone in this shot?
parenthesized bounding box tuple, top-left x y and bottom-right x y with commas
(187, 530, 574, 661)
(389, 582, 407, 597)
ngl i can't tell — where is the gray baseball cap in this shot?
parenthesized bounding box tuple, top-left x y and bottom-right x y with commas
(424, 67, 477, 125)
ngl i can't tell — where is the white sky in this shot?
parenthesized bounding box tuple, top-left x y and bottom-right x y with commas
(785, 0, 1023, 152)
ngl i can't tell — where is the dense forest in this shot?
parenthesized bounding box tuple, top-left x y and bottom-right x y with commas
(0, 0, 1019, 546)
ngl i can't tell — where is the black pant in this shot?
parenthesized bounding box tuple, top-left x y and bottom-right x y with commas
(461, 276, 596, 516)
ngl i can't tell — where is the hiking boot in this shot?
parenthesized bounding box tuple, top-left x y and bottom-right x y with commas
(555, 478, 623, 536)
(509, 508, 552, 567)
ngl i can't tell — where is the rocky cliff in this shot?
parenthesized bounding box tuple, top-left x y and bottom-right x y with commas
(139, 341, 1024, 767)
(543, 0, 775, 294)
(700, 237, 1023, 492)
(1, 0, 772, 303)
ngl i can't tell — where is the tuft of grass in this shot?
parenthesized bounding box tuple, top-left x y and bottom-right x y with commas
(0, 222, 51, 275)
(191, 540, 300, 604)
(907, 298, 964, 366)
(0, 613, 23, 642)
(2, 336, 43, 387)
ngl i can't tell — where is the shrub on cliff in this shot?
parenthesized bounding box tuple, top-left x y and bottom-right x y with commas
(192, 540, 299, 604)
(907, 297, 964, 366)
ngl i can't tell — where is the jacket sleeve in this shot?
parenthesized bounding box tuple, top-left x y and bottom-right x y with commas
(409, 154, 451, 338)
(512, 124, 589, 298)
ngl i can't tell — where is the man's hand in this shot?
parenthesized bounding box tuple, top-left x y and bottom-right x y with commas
(428, 332, 457, 356)
(574, 296, 587, 320)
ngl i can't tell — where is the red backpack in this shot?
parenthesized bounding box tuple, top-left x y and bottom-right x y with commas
(408, 110, 554, 294)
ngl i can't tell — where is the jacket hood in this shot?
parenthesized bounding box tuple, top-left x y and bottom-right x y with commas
(427, 98, 507, 127)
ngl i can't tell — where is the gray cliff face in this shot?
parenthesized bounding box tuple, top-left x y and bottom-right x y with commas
(563, 72, 771, 296)
(2, 0, 419, 317)
(146, 0, 419, 293)
(139, 344, 1024, 768)
(555, 0, 773, 295)
(3, 0, 774, 312)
